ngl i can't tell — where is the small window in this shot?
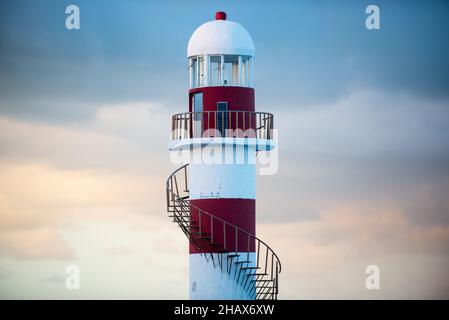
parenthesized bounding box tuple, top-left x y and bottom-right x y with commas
(193, 93, 203, 137)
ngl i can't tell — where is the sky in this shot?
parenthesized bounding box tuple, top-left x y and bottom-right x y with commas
(0, 0, 449, 299)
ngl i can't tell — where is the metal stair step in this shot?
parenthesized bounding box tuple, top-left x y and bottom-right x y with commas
(171, 217, 189, 221)
(241, 266, 260, 270)
(234, 260, 251, 264)
(246, 273, 268, 277)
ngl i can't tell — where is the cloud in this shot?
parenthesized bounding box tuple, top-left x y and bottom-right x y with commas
(42, 273, 66, 285)
(0, 159, 169, 260)
(0, 101, 172, 172)
(0, 228, 75, 260)
(258, 90, 449, 221)
(258, 207, 449, 299)
(275, 89, 449, 159)
(104, 246, 134, 256)
(0, 101, 172, 261)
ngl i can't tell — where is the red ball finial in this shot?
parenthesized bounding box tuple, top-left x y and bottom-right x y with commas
(215, 11, 227, 20)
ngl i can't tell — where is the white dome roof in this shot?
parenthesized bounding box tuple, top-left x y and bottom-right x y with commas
(187, 16, 255, 57)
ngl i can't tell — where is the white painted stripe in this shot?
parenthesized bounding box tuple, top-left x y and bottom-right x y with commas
(189, 144, 256, 200)
(189, 162, 255, 199)
(190, 253, 256, 300)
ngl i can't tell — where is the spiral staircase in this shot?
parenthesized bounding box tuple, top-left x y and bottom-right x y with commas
(166, 164, 281, 300)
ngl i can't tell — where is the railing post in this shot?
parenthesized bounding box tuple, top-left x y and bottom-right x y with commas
(184, 165, 188, 192)
(174, 175, 179, 196)
(223, 223, 226, 249)
(235, 228, 238, 253)
(177, 114, 179, 140)
(176, 115, 179, 140)
(211, 216, 214, 243)
(201, 112, 204, 138)
(256, 241, 260, 268)
(269, 114, 272, 139)
(198, 209, 202, 234)
(235, 111, 239, 138)
(166, 187, 170, 210)
(265, 247, 269, 274)
(276, 261, 279, 296)
(184, 114, 188, 139)
(247, 234, 250, 260)
(222, 111, 224, 136)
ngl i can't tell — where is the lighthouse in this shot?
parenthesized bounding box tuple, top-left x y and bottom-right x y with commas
(166, 12, 281, 300)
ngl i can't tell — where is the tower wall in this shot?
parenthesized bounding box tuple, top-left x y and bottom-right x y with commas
(189, 144, 256, 299)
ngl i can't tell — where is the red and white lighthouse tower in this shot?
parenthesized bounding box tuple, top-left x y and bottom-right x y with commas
(167, 12, 281, 300)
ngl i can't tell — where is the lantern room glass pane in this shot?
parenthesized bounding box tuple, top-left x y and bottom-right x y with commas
(209, 55, 222, 86)
(223, 55, 238, 86)
(241, 56, 251, 87)
(198, 56, 205, 87)
(191, 57, 197, 88)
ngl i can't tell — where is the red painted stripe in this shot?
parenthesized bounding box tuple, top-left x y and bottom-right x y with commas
(189, 87, 255, 112)
(189, 198, 255, 253)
